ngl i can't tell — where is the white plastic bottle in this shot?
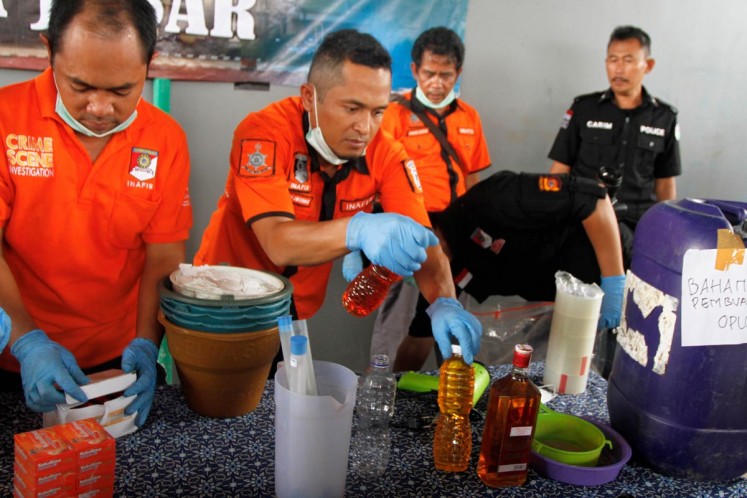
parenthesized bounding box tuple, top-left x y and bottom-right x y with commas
(356, 354, 397, 428)
(351, 354, 397, 478)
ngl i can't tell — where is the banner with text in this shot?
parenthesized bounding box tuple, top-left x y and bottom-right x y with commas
(0, 0, 469, 88)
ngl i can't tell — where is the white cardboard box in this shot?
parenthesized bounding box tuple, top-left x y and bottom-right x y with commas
(43, 369, 140, 438)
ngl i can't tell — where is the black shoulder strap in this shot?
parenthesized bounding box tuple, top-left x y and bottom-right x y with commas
(391, 94, 464, 170)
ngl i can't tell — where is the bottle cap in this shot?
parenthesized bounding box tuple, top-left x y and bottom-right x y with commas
(513, 344, 533, 368)
(277, 315, 292, 332)
(452, 343, 462, 355)
(371, 354, 390, 368)
(290, 335, 308, 355)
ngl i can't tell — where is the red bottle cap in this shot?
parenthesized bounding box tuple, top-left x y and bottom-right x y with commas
(513, 344, 533, 369)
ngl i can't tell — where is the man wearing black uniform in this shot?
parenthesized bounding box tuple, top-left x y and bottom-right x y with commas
(548, 25, 681, 267)
(390, 170, 626, 372)
(431, 171, 624, 307)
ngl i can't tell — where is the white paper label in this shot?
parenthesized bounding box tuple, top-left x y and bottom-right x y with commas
(498, 463, 527, 473)
(682, 249, 747, 346)
(509, 426, 533, 437)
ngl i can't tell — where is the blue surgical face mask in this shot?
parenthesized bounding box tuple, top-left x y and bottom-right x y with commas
(305, 86, 348, 166)
(54, 75, 138, 138)
(415, 85, 456, 110)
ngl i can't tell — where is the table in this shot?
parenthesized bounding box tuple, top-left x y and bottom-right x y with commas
(1, 363, 745, 497)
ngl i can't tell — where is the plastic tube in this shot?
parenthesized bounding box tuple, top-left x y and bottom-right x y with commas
(292, 320, 317, 395)
(288, 335, 309, 395)
(277, 315, 293, 369)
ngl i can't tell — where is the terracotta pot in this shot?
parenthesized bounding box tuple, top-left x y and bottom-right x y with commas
(159, 311, 279, 418)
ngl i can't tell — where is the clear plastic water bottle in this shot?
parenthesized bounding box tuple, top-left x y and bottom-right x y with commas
(356, 354, 397, 428)
(351, 354, 397, 478)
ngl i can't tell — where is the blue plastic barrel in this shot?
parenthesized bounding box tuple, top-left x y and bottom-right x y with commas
(607, 198, 747, 481)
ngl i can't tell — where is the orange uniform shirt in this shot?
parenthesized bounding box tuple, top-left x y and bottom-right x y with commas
(0, 68, 192, 371)
(381, 90, 491, 212)
(195, 96, 429, 319)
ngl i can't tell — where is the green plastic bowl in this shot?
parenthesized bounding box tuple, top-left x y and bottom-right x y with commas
(532, 404, 612, 467)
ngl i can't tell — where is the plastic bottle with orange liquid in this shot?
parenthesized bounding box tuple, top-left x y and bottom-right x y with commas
(433, 343, 475, 472)
(342, 265, 400, 317)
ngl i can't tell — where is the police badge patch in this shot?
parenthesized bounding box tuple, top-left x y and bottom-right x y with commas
(294, 153, 309, 183)
(129, 147, 158, 181)
(239, 139, 275, 177)
(561, 109, 573, 129)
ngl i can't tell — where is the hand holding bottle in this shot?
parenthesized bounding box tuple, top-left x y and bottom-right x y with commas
(426, 297, 482, 365)
(345, 212, 438, 277)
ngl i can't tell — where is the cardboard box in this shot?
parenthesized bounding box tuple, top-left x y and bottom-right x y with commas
(43, 369, 139, 438)
(55, 419, 115, 470)
(14, 420, 116, 498)
(14, 427, 75, 477)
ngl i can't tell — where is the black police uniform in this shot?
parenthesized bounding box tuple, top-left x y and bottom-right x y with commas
(432, 171, 607, 305)
(548, 87, 681, 226)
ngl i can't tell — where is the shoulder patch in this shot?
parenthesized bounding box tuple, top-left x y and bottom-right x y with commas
(561, 110, 573, 129)
(538, 175, 562, 192)
(403, 159, 423, 194)
(239, 139, 275, 177)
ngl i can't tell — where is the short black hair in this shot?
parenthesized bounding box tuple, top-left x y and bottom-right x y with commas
(608, 25, 652, 56)
(411, 27, 465, 70)
(308, 29, 392, 99)
(47, 0, 157, 65)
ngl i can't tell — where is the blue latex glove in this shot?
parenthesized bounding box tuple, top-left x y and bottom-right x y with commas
(342, 250, 364, 282)
(599, 275, 626, 329)
(346, 212, 438, 277)
(0, 308, 10, 354)
(426, 297, 483, 365)
(10, 329, 89, 412)
(122, 338, 159, 427)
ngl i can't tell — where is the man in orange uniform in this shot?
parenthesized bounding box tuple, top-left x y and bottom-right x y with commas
(361, 27, 491, 371)
(0, 0, 192, 427)
(195, 29, 482, 365)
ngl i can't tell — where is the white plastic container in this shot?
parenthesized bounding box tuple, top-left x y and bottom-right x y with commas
(274, 361, 357, 498)
(543, 272, 603, 394)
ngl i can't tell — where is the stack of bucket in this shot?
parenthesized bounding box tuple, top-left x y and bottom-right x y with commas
(158, 265, 292, 418)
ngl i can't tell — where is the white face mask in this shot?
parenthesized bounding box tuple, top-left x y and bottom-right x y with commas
(415, 85, 456, 110)
(305, 86, 348, 165)
(54, 75, 138, 138)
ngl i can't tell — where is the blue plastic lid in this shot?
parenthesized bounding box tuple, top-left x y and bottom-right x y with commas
(290, 335, 307, 355)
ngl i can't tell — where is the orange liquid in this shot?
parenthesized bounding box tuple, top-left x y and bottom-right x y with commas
(477, 372, 540, 487)
(433, 353, 474, 472)
(342, 266, 399, 317)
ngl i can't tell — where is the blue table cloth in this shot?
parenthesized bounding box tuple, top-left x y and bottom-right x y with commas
(1, 363, 745, 497)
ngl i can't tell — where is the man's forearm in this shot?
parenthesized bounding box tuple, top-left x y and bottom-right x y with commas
(413, 244, 456, 303)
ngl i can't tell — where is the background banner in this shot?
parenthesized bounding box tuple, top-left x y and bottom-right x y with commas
(0, 0, 469, 88)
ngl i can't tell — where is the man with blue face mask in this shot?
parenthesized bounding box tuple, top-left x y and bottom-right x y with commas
(357, 27, 492, 371)
(196, 29, 482, 368)
(0, 0, 192, 428)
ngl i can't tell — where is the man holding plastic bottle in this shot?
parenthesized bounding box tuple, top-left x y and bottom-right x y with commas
(195, 29, 482, 366)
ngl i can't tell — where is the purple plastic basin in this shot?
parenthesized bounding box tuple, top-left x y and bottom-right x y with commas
(529, 416, 632, 486)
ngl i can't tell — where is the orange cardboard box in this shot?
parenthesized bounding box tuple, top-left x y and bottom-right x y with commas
(13, 462, 76, 494)
(55, 419, 116, 470)
(14, 427, 75, 477)
(13, 474, 75, 498)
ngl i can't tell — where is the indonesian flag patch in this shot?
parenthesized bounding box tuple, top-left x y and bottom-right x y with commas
(129, 147, 158, 181)
(239, 139, 275, 177)
(561, 109, 573, 129)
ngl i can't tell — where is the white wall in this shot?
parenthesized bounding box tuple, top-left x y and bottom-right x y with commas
(2, 0, 746, 373)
